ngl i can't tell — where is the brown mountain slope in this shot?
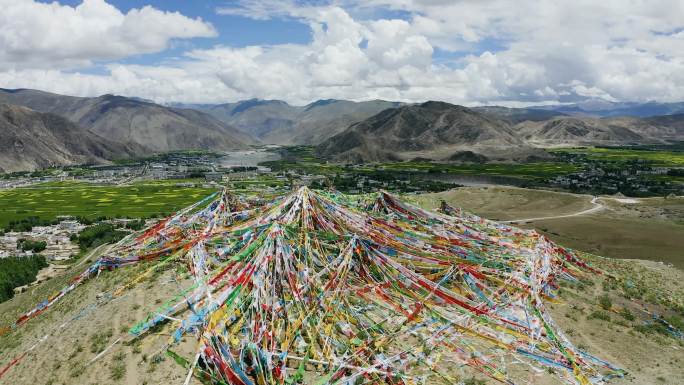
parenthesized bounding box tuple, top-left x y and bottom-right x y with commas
(200, 99, 299, 140)
(317, 101, 684, 163)
(515, 117, 652, 146)
(316, 101, 544, 162)
(198, 98, 402, 145)
(0, 89, 253, 152)
(268, 99, 404, 145)
(0, 104, 144, 172)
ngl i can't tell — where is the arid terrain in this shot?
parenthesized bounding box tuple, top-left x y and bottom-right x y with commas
(3, 1, 684, 384)
(414, 187, 684, 269)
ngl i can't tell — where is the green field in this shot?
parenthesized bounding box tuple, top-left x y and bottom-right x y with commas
(262, 146, 580, 180)
(0, 181, 217, 227)
(551, 146, 684, 166)
(377, 161, 580, 179)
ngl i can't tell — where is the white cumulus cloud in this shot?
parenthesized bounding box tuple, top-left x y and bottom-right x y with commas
(0, 0, 216, 70)
(1, 0, 683, 105)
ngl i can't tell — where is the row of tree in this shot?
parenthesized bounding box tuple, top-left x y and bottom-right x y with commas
(18, 239, 47, 252)
(71, 223, 128, 251)
(0, 255, 48, 303)
(4, 215, 146, 233)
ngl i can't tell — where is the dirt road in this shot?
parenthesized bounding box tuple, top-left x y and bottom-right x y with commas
(501, 196, 604, 223)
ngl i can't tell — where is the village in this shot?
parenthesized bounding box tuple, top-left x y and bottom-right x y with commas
(547, 152, 683, 197)
(0, 218, 83, 261)
(0, 218, 83, 295)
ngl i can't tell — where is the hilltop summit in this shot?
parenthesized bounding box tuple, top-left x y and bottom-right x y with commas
(1, 187, 628, 385)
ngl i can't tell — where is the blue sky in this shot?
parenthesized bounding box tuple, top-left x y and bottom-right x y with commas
(40, 0, 314, 64)
(2, 1, 684, 105)
(104, 1, 314, 47)
(55, 0, 473, 68)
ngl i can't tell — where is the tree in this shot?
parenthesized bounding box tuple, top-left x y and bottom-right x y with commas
(0, 255, 48, 302)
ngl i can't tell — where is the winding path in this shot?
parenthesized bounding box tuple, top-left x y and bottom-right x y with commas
(501, 196, 604, 223)
(72, 243, 112, 269)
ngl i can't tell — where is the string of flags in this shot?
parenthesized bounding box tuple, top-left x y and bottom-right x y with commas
(2, 187, 627, 384)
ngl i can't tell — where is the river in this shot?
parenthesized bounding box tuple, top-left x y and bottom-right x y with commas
(219, 148, 281, 168)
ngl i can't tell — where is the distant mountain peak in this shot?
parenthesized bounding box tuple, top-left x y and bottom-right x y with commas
(316, 102, 530, 163)
(231, 98, 289, 115)
(419, 100, 456, 109)
(0, 88, 253, 154)
(304, 99, 339, 111)
(0, 88, 27, 94)
(0, 104, 143, 172)
(531, 98, 684, 117)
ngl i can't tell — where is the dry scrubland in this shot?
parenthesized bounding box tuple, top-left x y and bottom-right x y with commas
(413, 187, 593, 222)
(1, 240, 683, 384)
(0, 249, 199, 385)
(548, 257, 684, 385)
(0, 186, 683, 384)
(415, 187, 684, 269)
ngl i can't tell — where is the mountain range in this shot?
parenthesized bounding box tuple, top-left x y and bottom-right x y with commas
(0, 89, 252, 153)
(0, 104, 142, 172)
(317, 101, 539, 162)
(317, 101, 684, 162)
(1, 88, 684, 171)
(185, 98, 403, 145)
(531, 99, 684, 117)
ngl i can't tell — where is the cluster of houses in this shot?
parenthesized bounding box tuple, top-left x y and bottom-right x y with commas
(149, 163, 188, 180)
(0, 219, 84, 261)
(549, 165, 683, 195)
(0, 176, 56, 189)
(0, 150, 286, 188)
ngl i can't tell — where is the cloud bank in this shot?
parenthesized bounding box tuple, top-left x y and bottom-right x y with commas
(1, 0, 683, 105)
